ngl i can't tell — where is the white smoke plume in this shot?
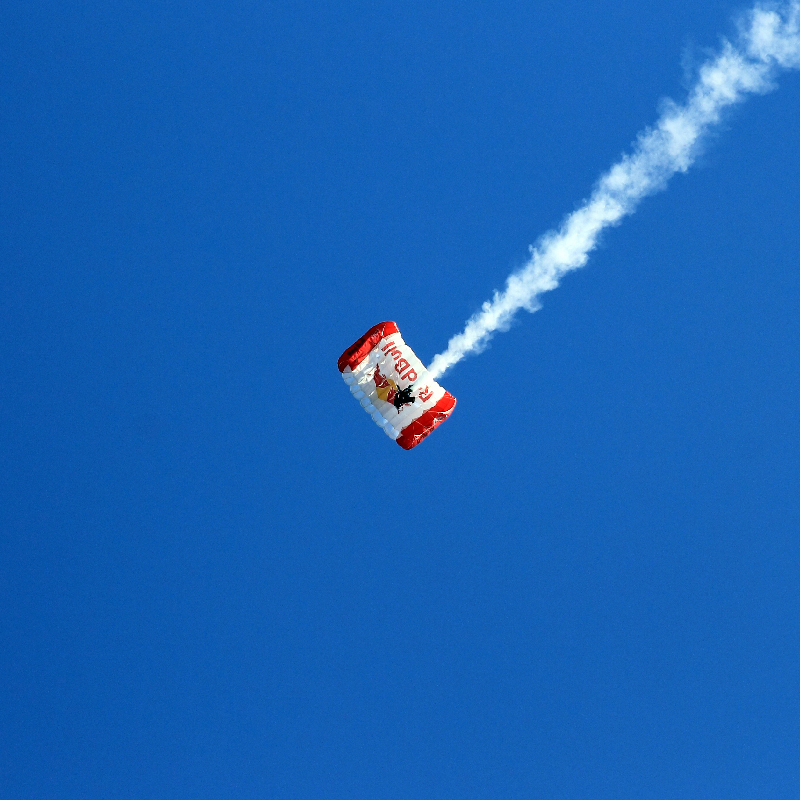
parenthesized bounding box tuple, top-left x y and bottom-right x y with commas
(428, 1, 800, 379)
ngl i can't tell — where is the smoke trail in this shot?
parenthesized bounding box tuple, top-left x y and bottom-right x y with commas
(428, 1, 800, 379)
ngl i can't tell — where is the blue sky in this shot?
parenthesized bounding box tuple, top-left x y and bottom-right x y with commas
(2, 1, 799, 798)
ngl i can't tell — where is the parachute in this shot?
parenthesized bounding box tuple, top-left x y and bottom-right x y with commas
(338, 322, 456, 450)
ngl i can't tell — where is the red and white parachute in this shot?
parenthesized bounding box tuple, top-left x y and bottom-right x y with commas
(338, 322, 456, 450)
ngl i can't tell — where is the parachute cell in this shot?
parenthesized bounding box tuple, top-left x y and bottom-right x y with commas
(338, 322, 456, 450)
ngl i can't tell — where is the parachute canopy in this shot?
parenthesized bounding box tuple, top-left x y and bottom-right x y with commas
(338, 322, 456, 450)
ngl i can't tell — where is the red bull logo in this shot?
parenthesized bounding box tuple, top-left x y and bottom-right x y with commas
(374, 366, 416, 412)
(379, 340, 418, 383)
(373, 365, 398, 405)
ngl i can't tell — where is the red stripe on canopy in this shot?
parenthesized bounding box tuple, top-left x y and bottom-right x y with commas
(337, 321, 400, 373)
(396, 391, 457, 450)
